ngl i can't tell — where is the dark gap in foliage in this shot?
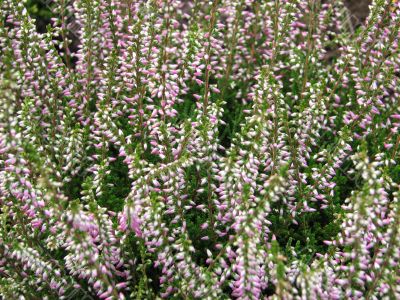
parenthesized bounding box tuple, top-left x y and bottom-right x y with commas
(262, 284, 276, 297)
(25, 0, 79, 67)
(124, 234, 161, 297)
(63, 149, 95, 202)
(26, 0, 52, 33)
(218, 91, 249, 149)
(97, 147, 131, 212)
(268, 156, 360, 260)
(184, 165, 218, 266)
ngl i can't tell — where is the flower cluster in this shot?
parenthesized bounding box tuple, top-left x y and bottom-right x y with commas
(1, 0, 400, 299)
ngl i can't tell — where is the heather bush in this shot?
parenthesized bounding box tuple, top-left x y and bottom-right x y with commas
(0, 0, 400, 299)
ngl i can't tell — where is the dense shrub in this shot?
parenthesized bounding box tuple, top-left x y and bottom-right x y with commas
(0, 0, 399, 299)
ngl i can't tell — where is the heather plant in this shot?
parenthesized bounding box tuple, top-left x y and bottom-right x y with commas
(0, 0, 400, 299)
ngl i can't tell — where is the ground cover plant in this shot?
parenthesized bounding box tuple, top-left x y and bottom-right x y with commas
(0, 0, 400, 299)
